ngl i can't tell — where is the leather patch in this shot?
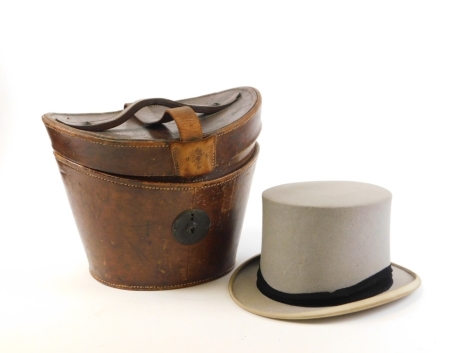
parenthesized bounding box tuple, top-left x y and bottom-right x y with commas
(171, 136, 216, 177)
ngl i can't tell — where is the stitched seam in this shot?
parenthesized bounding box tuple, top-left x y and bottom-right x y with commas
(47, 122, 253, 148)
(217, 124, 242, 136)
(55, 111, 122, 117)
(90, 264, 234, 289)
(212, 135, 216, 170)
(171, 147, 180, 175)
(46, 110, 257, 148)
(46, 124, 168, 148)
(178, 87, 240, 102)
(46, 87, 257, 142)
(169, 137, 216, 177)
(215, 111, 258, 136)
(214, 143, 256, 168)
(62, 160, 249, 190)
(215, 88, 258, 136)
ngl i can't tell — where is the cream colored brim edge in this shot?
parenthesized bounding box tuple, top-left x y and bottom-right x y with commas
(228, 255, 421, 320)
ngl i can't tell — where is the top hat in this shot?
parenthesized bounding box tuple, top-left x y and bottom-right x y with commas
(229, 181, 420, 320)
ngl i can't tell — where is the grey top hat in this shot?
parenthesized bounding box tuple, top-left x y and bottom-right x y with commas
(229, 181, 420, 320)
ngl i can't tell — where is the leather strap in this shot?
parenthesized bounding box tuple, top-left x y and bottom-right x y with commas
(56, 93, 240, 132)
(163, 107, 202, 141)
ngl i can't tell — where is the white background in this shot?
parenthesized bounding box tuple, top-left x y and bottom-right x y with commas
(1, 1, 468, 352)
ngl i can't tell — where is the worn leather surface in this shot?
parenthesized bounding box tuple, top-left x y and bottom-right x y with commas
(55, 93, 240, 131)
(44, 87, 261, 290)
(54, 144, 259, 290)
(163, 106, 203, 141)
(171, 136, 216, 177)
(43, 87, 261, 177)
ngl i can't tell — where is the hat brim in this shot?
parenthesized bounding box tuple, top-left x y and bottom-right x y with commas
(229, 255, 421, 320)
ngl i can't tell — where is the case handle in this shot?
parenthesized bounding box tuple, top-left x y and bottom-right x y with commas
(162, 106, 202, 141)
(56, 93, 239, 132)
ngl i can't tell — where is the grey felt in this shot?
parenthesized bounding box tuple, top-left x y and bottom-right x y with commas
(229, 255, 420, 320)
(260, 181, 392, 293)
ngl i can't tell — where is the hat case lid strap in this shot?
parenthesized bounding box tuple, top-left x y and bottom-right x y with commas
(55, 93, 240, 132)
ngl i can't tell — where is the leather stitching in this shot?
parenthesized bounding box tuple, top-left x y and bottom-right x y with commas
(212, 135, 217, 168)
(46, 124, 168, 148)
(171, 146, 180, 175)
(44, 93, 259, 147)
(217, 124, 241, 136)
(59, 157, 253, 190)
(47, 121, 254, 146)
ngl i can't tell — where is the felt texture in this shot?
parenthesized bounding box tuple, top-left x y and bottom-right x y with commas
(229, 255, 420, 320)
(260, 181, 392, 293)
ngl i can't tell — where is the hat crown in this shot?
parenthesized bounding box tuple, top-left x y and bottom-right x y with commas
(260, 181, 392, 294)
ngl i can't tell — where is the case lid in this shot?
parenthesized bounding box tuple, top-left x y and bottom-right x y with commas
(43, 87, 261, 178)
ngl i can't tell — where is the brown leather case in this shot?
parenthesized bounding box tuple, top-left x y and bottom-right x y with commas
(43, 87, 261, 290)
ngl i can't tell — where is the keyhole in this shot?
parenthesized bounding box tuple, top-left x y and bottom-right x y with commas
(172, 209, 210, 245)
(188, 211, 196, 234)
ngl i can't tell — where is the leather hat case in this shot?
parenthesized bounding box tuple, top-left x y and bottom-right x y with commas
(43, 87, 261, 290)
